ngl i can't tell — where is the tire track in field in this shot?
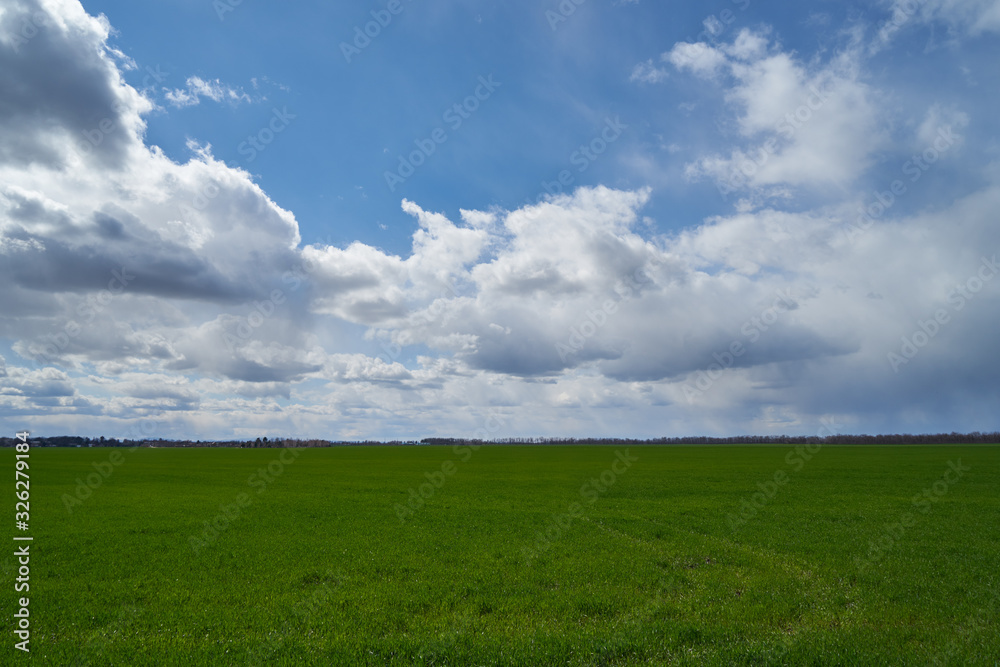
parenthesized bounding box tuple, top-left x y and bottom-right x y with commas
(570, 513, 804, 659)
(575, 510, 852, 629)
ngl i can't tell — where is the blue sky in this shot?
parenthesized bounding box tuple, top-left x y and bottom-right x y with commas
(83, 0, 846, 250)
(1, 0, 999, 440)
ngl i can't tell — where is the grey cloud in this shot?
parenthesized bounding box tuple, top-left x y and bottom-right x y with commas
(0, 0, 142, 170)
(203, 358, 321, 384)
(0, 367, 76, 398)
(597, 324, 856, 383)
(1, 230, 255, 302)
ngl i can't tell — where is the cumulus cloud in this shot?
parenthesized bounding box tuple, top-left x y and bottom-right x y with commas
(0, 0, 150, 170)
(304, 198, 490, 326)
(665, 29, 885, 201)
(0, 1, 300, 378)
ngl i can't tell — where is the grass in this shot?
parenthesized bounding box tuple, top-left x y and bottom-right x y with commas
(4, 444, 999, 665)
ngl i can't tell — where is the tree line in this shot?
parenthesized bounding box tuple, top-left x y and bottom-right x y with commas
(2, 432, 999, 447)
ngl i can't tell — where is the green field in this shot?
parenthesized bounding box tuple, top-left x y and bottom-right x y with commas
(4, 444, 999, 665)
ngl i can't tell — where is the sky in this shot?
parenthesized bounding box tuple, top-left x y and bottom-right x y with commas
(1, 0, 999, 441)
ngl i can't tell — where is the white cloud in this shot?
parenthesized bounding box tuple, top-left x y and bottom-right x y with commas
(0, 1, 301, 380)
(670, 30, 885, 197)
(630, 59, 669, 84)
(727, 29, 769, 61)
(873, 0, 1000, 50)
(667, 41, 727, 78)
(164, 76, 251, 108)
(917, 104, 969, 147)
